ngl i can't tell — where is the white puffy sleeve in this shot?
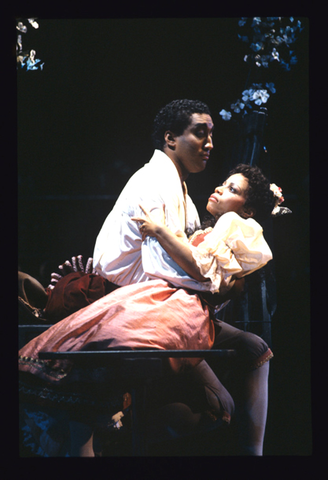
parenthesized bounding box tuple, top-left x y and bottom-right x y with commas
(190, 212, 273, 293)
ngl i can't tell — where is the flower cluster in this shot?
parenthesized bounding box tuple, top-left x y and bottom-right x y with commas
(270, 183, 285, 215)
(270, 183, 284, 202)
(16, 18, 44, 71)
(220, 82, 275, 121)
(238, 17, 303, 71)
(219, 17, 303, 122)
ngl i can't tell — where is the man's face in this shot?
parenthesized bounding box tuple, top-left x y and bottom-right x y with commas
(168, 113, 214, 180)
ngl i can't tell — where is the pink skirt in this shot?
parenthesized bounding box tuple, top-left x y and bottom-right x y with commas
(19, 279, 215, 383)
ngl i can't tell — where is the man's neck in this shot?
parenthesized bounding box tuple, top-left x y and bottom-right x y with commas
(163, 147, 189, 183)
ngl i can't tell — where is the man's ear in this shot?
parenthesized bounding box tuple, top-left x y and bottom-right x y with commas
(164, 130, 176, 150)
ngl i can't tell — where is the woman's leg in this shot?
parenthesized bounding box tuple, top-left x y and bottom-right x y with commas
(145, 360, 235, 445)
(69, 421, 95, 457)
(190, 356, 270, 455)
(146, 403, 204, 442)
(234, 361, 269, 455)
(213, 320, 273, 455)
(187, 359, 235, 423)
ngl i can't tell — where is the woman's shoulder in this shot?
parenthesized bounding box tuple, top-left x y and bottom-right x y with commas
(215, 212, 262, 232)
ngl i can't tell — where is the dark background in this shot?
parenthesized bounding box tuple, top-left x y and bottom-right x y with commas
(17, 17, 311, 455)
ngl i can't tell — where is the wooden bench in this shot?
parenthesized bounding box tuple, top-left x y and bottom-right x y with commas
(19, 325, 236, 455)
(39, 349, 236, 455)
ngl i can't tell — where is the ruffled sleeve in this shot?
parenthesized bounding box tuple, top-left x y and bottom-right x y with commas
(190, 212, 273, 293)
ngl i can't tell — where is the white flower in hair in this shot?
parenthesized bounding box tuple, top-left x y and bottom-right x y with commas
(270, 183, 292, 216)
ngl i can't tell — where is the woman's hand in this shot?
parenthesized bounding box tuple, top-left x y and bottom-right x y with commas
(133, 204, 207, 282)
(131, 204, 166, 241)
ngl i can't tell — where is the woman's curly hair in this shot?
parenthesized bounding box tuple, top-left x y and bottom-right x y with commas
(152, 99, 211, 151)
(197, 164, 276, 233)
(228, 164, 275, 223)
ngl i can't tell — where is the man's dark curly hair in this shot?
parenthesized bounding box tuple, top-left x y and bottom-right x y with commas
(152, 99, 211, 151)
(228, 163, 276, 223)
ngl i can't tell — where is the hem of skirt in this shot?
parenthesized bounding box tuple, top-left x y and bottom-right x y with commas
(253, 348, 273, 369)
(19, 376, 125, 413)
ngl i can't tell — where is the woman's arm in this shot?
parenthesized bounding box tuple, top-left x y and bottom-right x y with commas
(132, 205, 246, 301)
(132, 206, 208, 283)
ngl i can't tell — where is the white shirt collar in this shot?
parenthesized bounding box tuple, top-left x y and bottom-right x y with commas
(150, 149, 188, 197)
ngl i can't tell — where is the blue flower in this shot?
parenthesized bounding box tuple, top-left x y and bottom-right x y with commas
(238, 34, 249, 43)
(21, 56, 44, 71)
(271, 48, 280, 61)
(219, 109, 232, 121)
(252, 17, 262, 27)
(242, 87, 270, 106)
(231, 100, 245, 113)
(253, 89, 270, 105)
(242, 89, 256, 103)
(265, 82, 276, 94)
(280, 59, 291, 71)
(16, 21, 27, 33)
(250, 42, 263, 52)
(255, 55, 271, 68)
(242, 89, 254, 103)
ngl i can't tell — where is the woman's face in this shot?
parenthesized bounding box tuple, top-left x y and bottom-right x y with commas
(206, 173, 252, 219)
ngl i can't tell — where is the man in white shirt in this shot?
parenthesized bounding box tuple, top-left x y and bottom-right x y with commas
(89, 100, 237, 449)
(93, 99, 214, 290)
(44, 100, 216, 318)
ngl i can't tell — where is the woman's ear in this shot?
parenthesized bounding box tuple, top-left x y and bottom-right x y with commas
(241, 206, 256, 219)
(164, 130, 176, 150)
